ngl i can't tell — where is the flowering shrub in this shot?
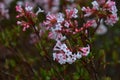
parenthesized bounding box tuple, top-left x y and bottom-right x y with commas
(0, 0, 120, 80)
(16, 0, 119, 65)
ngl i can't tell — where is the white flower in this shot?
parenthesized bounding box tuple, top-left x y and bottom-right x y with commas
(76, 52, 82, 59)
(25, 5, 33, 11)
(57, 13, 64, 23)
(96, 19, 107, 35)
(64, 21, 70, 28)
(92, 1, 99, 10)
(72, 8, 78, 18)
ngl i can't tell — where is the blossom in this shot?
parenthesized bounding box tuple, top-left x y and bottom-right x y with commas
(104, 0, 117, 13)
(76, 52, 82, 59)
(44, 13, 64, 29)
(92, 1, 99, 10)
(25, 3, 33, 12)
(64, 20, 70, 28)
(48, 32, 66, 41)
(105, 14, 119, 26)
(57, 13, 64, 23)
(53, 41, 89, 64)
(17, 21, 30, 31)
(84, 20, 97, 28)
(65, 8, 78, 19)
(44, 13, 57, 27)
(15, 5, 23, 13)
(79, 45, 90, 56)
(16, 2, 44, 31)
(82, 7, 93, 17)
(53, 52, 67, 64)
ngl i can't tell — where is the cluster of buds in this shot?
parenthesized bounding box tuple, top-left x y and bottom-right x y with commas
(16, 3, 44, 31)
(82, 0, 119, 34)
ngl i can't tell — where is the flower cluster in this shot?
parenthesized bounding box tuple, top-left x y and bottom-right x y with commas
(43, 8, 92, 64)
(53, 41, 90, 64)
(16, 0, 119, 64)
(16, 3, 44, 31)
(82, 0, 119, 26)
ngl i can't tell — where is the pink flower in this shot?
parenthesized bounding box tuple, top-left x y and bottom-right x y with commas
(44, 13, 64, 29)
(44, 13, 57, 27)
(82, 7, 93, 17)
(83, 20, 96, 28)
(65, 8, 78, 19)
(105, 14, 119, 26)
(15, 5, 25, 18)
(25, 2, 33, 12)
(104, 0, 117, 13)
(15, 5, 23, 13)
(17, 21, 30, 31)
(79, 45, 90, 56)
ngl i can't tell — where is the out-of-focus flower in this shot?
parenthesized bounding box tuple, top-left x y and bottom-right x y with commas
(0, 2, 9, 19)
(96, 24, 107, 35)
(82, 0, 119, 34)
(92, 1, 99, 10)
(3, 0, 13, 7)
(66, 0, 74, 2)
(17, 21, 30, 31)
(104, 0, 117, 14)
(15, 5, 23, 13)
(93, 19, 107, 35)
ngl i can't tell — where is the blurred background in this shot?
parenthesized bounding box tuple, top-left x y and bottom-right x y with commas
(0, 0, 120, 80)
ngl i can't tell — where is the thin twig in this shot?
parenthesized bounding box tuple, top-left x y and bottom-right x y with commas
(32, 25, 64, 79)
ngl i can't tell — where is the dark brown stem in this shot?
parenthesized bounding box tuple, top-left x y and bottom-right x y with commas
(0, 70, 15, 78)
(91, 58, 99, 80)
(82, 19, 101, 80)
(92, 19, 101, 37)
(32, 25, 64, 79)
